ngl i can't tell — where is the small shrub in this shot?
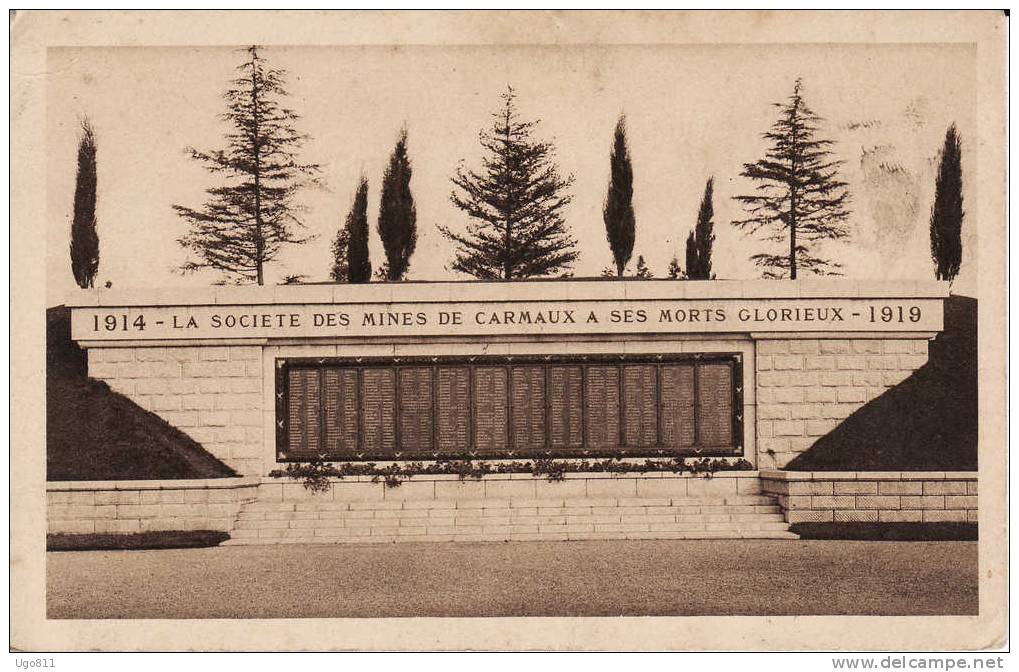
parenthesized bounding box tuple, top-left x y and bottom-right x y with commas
(271, 455, 755, 490)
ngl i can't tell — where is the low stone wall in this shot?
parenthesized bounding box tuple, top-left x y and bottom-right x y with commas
(47, 477, 260, 535)
(759, 470, 977, 524)
(228, 471, 797, 543)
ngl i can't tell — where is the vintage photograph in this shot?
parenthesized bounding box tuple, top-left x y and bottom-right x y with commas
(11, 9, 1008, 652)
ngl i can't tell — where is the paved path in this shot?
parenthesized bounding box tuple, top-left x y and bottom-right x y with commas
(47, 539, 977, 618)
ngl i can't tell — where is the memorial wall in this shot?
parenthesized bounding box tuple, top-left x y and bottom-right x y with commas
(68, 280, 948, 476)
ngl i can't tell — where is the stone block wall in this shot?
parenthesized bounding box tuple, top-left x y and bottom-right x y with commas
(755, 338, 930, 469)
(759, 471, 977, 524)
(87, 346, 264, 475)
(82, 336, 936, 476)
(47, 477, 259, 534)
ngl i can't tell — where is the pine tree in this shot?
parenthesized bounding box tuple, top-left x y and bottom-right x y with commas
(666, 256, 682, 279)
(686, 177, 715, 280)
(174, 46, 320, 285)
(70, 118, 100, 289)
(346, 177, 372, 284)
(930, 124, 963, 283)
(440, 86, 578, 279)
(377, 129, 417, 281)
(634, 255, 653, 279)
(732, 79, 850, 279)
(603, 115, 635, 277)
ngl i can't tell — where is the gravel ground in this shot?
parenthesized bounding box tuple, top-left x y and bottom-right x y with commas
(47, 539, 977, 618)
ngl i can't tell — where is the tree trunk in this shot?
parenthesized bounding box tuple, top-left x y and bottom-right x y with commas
(789, 193, 797, 280)
(503, 219, 511, 279)
(251, 54, 264, 286)
(788, 157, 798, 280)
(789, 114, 799, 280)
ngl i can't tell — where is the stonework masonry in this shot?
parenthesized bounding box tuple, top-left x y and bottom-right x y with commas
(87, 346, 264, 475)
(760, 471, 977, 523)
(754, 338, 930, 469)
(83, 335, 931, 476)
(47, 477, 259, 535)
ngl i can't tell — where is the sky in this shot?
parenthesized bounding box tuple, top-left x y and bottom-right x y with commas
(46, 43, 976, 302)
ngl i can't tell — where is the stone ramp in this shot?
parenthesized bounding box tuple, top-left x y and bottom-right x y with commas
(224, 493, 796, 545)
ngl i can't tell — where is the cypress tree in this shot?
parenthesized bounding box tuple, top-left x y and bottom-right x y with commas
(603, 115, 635, 277)
(732, 79, 851, 278)
(329, 222, 350, 283)
(346, 176, 372, 284)
(684, 232, 698, 281)
(70, 118, 99, 289)
(377, 129, 417, 281)
(441, 86, 579, 279)
(930, 124, 963, 283)
(686, 177, 715, 280)
(174, 46, 319, 285)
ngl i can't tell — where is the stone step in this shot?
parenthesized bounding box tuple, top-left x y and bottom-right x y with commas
(234, 511, 786, 527)
(243, 494, 777, 510)
(231, 517, 791, 534)
(225, 490, 791, 545)
(240, 496, 780, 513)
(237, 505, 782, 521)
(223, 529, 798, 545)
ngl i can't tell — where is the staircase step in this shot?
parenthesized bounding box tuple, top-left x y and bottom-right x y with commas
(236, 509, 783, 523)
(238, 502, 781, 514)
(246, 495, 777, 508)
(226, 487, 791, 545)
(234, 510, 786, 527)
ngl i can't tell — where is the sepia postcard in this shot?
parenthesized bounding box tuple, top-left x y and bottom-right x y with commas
(9, 9, 1008, 652)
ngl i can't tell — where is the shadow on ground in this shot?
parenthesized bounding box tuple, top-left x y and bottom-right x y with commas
(787, 295, 977, 471)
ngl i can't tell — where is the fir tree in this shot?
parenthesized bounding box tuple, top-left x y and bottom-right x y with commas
(440, 86, 578, 279)
(174, 46, 320, 285)
(346, 176, 372, 284)
(377, 129, 417, 281)
(686, 177, 715, 280)
(70, 118, 100, 289)
(732, 79, 850, 279)
(930, 124, 963, 283)
(603, 115, 635, 277)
